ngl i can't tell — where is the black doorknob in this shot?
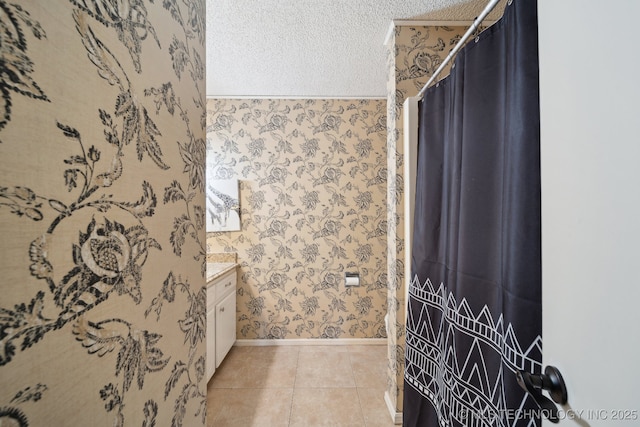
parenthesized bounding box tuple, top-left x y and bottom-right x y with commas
(516, 366, 568, 423)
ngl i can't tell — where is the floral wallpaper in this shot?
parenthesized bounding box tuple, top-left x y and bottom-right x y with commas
(385, 25, 469, 414)
(0, 1, 206, 426)
(206, 98, 388, 340)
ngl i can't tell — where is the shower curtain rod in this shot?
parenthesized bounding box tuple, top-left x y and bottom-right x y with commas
(416, 0, 502, 98)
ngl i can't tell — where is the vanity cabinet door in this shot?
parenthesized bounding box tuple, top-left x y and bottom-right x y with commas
(215, 290, 236, 368)
(206, 305, 216, 381)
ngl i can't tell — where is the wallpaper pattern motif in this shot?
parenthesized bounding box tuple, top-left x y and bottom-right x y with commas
(0, 1, 206, 426)
(385, 25, 468, 414)
(206, 99, 388, 340)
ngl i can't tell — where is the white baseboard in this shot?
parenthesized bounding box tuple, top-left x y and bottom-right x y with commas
(234, 338, 387, 346)
(384, 391, 403, 425)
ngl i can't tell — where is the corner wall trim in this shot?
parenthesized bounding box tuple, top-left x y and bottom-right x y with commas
(234, 338, 387, 347)
(384, 391, 403, 425)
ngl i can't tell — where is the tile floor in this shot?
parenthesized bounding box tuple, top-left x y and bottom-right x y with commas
(207, 344, 397, 427)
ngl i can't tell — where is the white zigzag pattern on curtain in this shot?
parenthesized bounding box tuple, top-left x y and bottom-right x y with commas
(405, 275, 542, 427)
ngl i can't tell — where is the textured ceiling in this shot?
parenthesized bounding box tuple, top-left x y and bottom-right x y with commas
(206, 0, 506, 98)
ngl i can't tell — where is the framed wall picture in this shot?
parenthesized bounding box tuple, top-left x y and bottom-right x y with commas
(206, 179, 240, 231)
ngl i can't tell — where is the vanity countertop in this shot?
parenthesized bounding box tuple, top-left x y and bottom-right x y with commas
(206, 262, 238, 285)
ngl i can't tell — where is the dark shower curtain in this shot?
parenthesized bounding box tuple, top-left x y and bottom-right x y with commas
(403, 0, 542, 426)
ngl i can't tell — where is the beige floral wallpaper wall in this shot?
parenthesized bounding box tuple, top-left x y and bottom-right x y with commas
(0, 1, 206, 426)
(206, 98, 388, 340)
(385, 24, 468, 414)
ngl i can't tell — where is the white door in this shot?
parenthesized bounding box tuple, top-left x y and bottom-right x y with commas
(539, 1, 640, 425)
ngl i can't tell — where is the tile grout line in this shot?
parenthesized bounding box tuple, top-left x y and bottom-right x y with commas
(355, 386, 368, 427)
(348, 346, 358, 389)
(288, 347, 301, 427)
(348, 347, 368, 426)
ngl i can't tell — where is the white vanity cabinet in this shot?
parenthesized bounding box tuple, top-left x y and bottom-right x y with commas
(206, 266, 237, 382)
